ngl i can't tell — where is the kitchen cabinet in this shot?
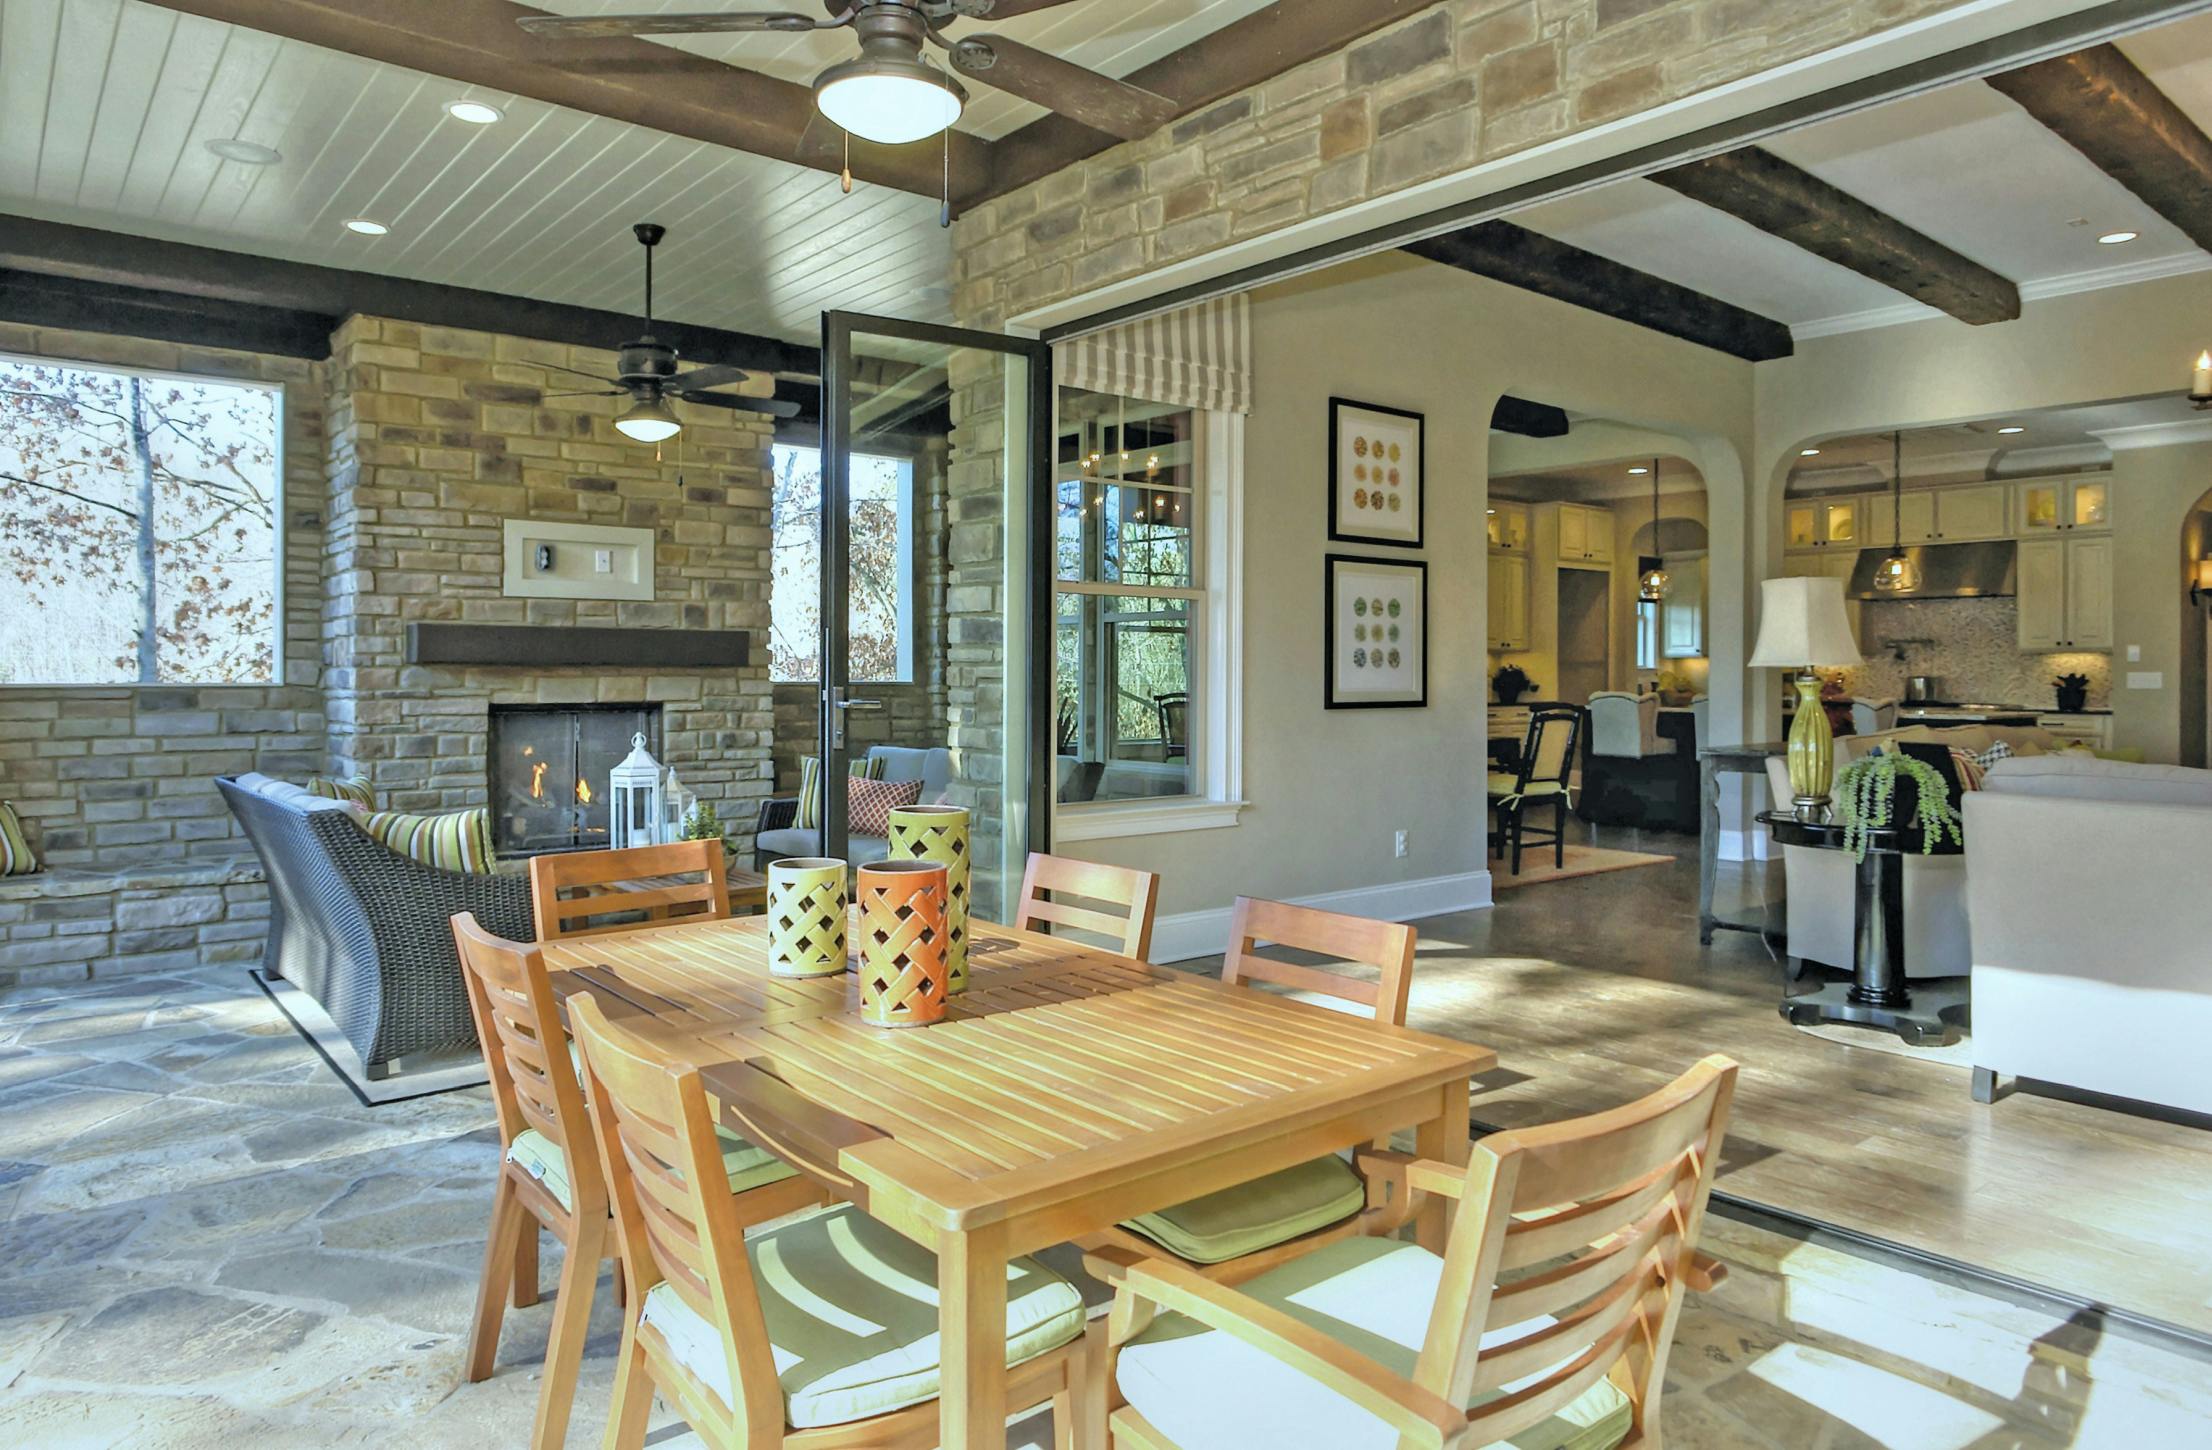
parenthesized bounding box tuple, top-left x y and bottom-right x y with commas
(2015, 477, 2110, 534)
(1660, 557, 1705, 658)
(2017, 536, 2112, 650)
(1488, 549, 1531, 651)
(1785, 498, 1861, 549)
(1556, 502, 1612, 565)
(1935, 484, 2008, 541)
(2037, 714, 2113, 751)
(1886, 490, 1936, 545)
(1486, 502, 1530, 552)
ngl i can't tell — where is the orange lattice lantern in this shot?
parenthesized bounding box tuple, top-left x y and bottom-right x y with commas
(855, 860, 950, 1029)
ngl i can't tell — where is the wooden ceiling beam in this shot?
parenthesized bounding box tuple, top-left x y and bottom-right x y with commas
(1986, 42, 2212, 255)
(984, 0, 1452, 203)
(137, 0, 988, 202)
(1651, 147, 2020, 325)
(0, 216, 818, 375)
(1403, 222, 1795, 362)
(0, 269, 337, 360)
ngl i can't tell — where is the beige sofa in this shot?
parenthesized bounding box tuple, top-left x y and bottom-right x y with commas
(1963, 756, 2212, 1114)
(1764, 723, 2063, 980)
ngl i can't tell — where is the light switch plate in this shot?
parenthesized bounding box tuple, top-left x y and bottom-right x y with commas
(2127, 671, 2163, 690)
(594, 549, 614, 574)
(2127, 644, 2141, 662)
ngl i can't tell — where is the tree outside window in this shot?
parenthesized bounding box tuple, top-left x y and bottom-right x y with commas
(770, 443, 913, 683)
(0, 356, 281, 686)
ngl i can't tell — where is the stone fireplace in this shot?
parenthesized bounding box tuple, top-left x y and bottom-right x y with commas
(488, 704, 662, 857)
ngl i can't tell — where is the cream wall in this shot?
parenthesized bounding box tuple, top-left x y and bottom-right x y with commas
(1068, 253, 1755, 919)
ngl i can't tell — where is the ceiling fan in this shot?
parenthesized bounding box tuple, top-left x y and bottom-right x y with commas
(542, 223, 800, 443)
(515, 2, 1180, 148)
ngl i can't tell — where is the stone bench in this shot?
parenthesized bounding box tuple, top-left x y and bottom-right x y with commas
(0, 854, 269, 989)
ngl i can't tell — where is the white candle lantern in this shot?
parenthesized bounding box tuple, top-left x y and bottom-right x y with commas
(608, 733, 665, 851)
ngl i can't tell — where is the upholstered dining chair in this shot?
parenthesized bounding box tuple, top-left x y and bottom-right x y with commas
(529, 840, 732, 943)
(451, 914, 817, 1450)
(1011, 852, 1163, 959)
(1586, 692, 1668, 760)
(1087, 1055, 1740, 1450)
(569, 992, 1093, 1450)
(1489, 705, 1582, 874)
(1848, 697, 1899, 735)
(1090, 898, 1418, 1282)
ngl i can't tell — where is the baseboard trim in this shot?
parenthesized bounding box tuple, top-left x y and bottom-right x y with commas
(1146, 869, 1494, 964)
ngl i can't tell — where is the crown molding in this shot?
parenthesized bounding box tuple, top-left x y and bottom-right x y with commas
(2090, 417, 2212, 451)
(1791, 249, 2212, 343)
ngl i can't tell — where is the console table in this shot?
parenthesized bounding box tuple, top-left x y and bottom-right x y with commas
(1758, 809, 1968, 1046)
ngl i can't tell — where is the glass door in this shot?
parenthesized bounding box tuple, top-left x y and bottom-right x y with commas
(818, 312, 1052, 920)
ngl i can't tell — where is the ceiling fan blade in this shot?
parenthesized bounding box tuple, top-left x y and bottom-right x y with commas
(542, 389, 626, 399)
(947, 36, 1179, 141)
(945, 0, 1087, 20)
(516, 11, 827, 39)
(530, 359, 623, 385)
(680, 391, 803, 420)
(666, 363, 766, 394)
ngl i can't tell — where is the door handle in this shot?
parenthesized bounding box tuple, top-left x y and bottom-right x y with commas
(836, 698, 885, 712)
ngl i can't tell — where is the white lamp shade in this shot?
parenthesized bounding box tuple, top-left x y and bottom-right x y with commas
(817, 65, 964, 146)
(1747, 576, 1861, 668)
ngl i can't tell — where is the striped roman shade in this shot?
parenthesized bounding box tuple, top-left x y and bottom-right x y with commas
(1055, 294, 1252, 414)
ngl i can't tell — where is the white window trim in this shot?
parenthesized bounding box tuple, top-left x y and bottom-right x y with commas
(1056, 410, 1246, 842)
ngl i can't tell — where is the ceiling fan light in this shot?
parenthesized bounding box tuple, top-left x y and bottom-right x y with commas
(615, 396, 682, 444)
(816, 57, 965, 146)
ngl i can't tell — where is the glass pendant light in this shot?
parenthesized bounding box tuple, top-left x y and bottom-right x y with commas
(1637, 457, 1671, 602)
(615, 394, 682, 444)
(1873, 430, 1918, 593)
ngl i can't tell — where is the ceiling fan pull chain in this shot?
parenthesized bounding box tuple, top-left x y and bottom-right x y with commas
(842, 129, 853, 196)
(940, 126, 952, 229)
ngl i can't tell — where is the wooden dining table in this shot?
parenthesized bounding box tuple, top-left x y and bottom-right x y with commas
(542, 912, 1495, 1450)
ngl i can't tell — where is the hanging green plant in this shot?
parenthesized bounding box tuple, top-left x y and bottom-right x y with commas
(1835, 752, 1961, 860)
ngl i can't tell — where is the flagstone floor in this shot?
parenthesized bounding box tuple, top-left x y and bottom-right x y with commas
(1, 964, 2207, 1448)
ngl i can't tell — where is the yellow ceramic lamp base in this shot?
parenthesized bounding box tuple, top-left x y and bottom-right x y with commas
(767, 858, 847, 978)
(1787, 673, 1834, 814)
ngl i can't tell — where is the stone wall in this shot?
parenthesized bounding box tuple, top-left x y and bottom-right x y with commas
(952, 0, 1971, 330)
(0, 323, 328, 872)
(320, 317, 778, 852)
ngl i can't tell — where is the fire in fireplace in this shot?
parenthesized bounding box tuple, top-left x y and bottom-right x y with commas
(488, 704, 662, 857)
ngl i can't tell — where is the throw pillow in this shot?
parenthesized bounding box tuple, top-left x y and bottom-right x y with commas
(1947, 747, 1986, 792)
(796, 754, 886, 830)
(0, 800, 38, 876)
(359, 807, 497, 875)
(1974, 741, 2013, 772)
(848, 776, 924, 838)
(308, 774, 376, 809)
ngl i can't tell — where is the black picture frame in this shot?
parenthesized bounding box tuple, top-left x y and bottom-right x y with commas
(1324, 554, 1429, 710)
(1328, 397, 1425, 549)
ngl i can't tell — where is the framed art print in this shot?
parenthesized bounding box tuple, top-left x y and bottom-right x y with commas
(1325, 554, 1427, 709)
(1328, 398, 1424, 548)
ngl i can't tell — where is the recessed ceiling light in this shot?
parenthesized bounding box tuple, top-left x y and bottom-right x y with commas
(1628, 466, 1649, 475)
(343, 218, 390, 236)
(1998, 425, 2026, 435)
(445, 99, 504, 125)
(1800, 448, 1821, 457)
(205, 137, 282, 165)
(2097, 230, 2139, 245)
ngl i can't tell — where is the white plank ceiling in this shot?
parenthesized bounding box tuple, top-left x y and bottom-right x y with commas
(0, 0, 1258, 350)
(1509, 13, 2212, 339)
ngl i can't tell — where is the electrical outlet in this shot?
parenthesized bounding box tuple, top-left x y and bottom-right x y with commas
(1394, 830, 1408, 859)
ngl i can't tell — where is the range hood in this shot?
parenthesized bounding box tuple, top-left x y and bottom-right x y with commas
(1846, 540, 2017, 600)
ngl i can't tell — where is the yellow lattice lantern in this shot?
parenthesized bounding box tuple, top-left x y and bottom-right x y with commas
(855, 860, 949, 1029)
(767, 857, 847, 978)
(887, 803, 970, 991)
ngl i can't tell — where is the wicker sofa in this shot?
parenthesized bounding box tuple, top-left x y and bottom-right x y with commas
(217, 776, 531, 1081)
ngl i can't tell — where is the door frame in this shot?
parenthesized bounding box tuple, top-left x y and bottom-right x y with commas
(818, 310, 1056, 864)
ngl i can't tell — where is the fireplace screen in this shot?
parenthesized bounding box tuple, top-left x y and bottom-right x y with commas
(488, 705, 662, 857)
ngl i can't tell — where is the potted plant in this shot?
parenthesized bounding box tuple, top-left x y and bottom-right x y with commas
(1655, 670, 1694, 707)
(2053, 672, 2091, 713)
(1835, 751, 1962, 860)
(1493, 664, 1536, 705)
(679, 800, 726, 852)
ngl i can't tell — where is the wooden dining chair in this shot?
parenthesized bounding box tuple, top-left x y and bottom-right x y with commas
(569, 992, 1093, 1450)
(529, 840, 731, 944)
(1096, 897, 1418, 1281)
(1011, 852, 1162, 960)
(1089, 1056, 1740, 1450)
(452, 913, 816, 1450)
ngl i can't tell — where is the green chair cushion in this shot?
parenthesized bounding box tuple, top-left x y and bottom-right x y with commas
(506, 1124, 795, 1212)
(638, 1204, 1086, 1429)
(1117, 1236, 1632, 1450)
(1122, 1155, 1366, 1265)
(1487, 775, 1567, 801)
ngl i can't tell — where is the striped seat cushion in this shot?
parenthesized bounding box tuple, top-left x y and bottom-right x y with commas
(1123, 1155, 1366, 1264)
(308, 774, 376, 808)
(797, 755, 887, 831)
(1117, 1236, 1633, 1450)
(359, 806, 497, 875)
(506, 1124, 793, 1212)
(0, 800, 37, 876)
(639, 1204, 1085, 1429)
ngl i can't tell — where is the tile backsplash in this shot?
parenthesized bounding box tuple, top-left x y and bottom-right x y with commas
(1836, 597, 2111, 710)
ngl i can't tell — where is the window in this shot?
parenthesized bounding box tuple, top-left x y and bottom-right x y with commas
(769, 442, 914, 683)
(1636, 600, 1659, 672)
(1054, 387, 1241, 831)
(0, 354, 282, 687)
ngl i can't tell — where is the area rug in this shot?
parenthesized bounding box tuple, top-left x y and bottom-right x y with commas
(1794, 1019, 1975, 1070)
(1490, 844, 1673, 890)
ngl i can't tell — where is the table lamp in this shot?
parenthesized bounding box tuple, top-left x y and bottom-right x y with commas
(1748, 576, 1862, 817)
